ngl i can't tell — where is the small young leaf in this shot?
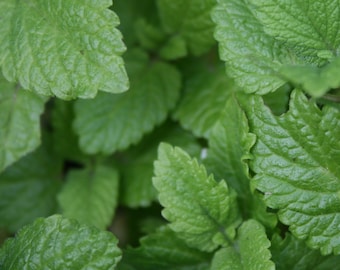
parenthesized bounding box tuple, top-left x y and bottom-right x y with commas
(271, 233, 340, 270)
(246, 90, 340, 255)
(58, 165, 119, 230)
(0, 75, 46, 172)
(74, 49, 181, 155)
(0, 0, 128, 99)
(153, 143, 241, 252)
(120, 226, 211, 270)
(211, 220, 274, 270)
(0, 215, 121, 269)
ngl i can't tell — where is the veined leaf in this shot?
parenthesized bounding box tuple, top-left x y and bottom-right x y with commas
(0, 215, 121, 269)
(246, 90, 340, 255)
(271, 233, 340, 270)
(0, 143, 62, 232)
(211, 220, 274, 270)
(120, 226, 211, 270)
(153, 143, 241, 252)
(157, 0, 216, 57)
(0, 0, 128, 100)
(58, 165, 119, 230)
(74, 49, 181, 155)
(0, 75, 46, 172)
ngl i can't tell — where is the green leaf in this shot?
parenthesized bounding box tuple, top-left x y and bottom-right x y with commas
(262, 85, 291, 115)
(248, 0, 340, 62)
(58, 165, 119, 230)
(0, 215, 121, 269)
(0, 143, 62, 232)
(0, 75, 46, 172)
(74, 49, 181, 155)
(279, 57, 340, 98)
(0, 0, 128, 100)
(212, 0, 293, 94)
(153, 143, 241, 252)
(157, 0, 216, 57)
(271, 233, 340, 270)
(120, 226, 211, 270)
(173, 64, 234, 138)
(246, 90, 340, 255)
(211, 220, 274, 270)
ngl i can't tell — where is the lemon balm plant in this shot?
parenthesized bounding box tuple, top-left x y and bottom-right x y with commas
(1, 0, 340, 269)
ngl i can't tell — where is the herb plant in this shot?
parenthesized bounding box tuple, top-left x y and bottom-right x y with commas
(1, 0, 340, 269)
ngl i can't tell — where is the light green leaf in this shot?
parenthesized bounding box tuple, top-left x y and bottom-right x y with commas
(58, 165, 119, 230)
(173, 64, 234, 138)
(211, 220, 274, 270)
(0, 143, 62, 232)
(212, 0, 293, 94)
(120, 226, 211, 270)
(205, 95, 276, 228)
(271, 233, 340, 270)
(0, 0, 128, 100)
(157, 0, 216, 57)
(0, 215, 121, 269)
(0, 75, 46, 172)
(246, 90, 340, 255)
(279, 57, 340, 97)
(153, 143, 241, 252)
(74, 49, 181, 155)
(248, 0, 340, 62)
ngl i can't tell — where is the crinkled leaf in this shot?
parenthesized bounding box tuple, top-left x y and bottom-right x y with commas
(0, 143, 62, 232)
(157, 0, 216, 57)
(74, 49, 181, 155)
(120, 226, 211, 270)
(0, 215, 121, 269)
(248, 0, 340, 62)
(279, 57, 340, 98)
(0, 0, 128, 99)
(212, 0, 293, 94)
(58, 165, 119, 230)
(0, 75, 46, 172)
(173, 64, 234, 138)
(205, 95, 276, 228)
(271, 233, 340, 270)
(246, 90, 340, 255)
(211, 220, 274, 270)
(153, 143, 241, 252)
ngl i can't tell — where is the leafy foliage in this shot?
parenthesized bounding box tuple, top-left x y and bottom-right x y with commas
(1, 0, 340, 268)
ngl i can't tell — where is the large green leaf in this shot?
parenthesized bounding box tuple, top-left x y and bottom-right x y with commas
(58, 165, 119, 230)
(0, 0, 128, 99)
(0, 215, 121, 269)
(0, 75, 46, 172)
(245, 90, 340, 255)
(153, 143, 241, 252)
(119, 226, 211, 270)
(211, 220, 274, 270)
(0, 143, 62, 232)
(74, 49, 181, 155)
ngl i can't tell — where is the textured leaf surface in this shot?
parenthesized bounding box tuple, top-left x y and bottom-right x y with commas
(153, 143, 241, 252)
(0, 75, 45, 172)
(212, 0, 292, 94)
(120, 226, 211, 270)
(74, 49, 181, 154)
(249, 0, 340, 62)
(0, 144, 62, 232)
(271, 234, 340, 270)
(211, 220, 274, 270)
(58, 165, 119, 230)
(173, 65, 234, 138)
(0, 0, 128, 99)
(246, 90, 340, 255)
(0, 215, 121, 269)
(157, 0, 216, 57)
